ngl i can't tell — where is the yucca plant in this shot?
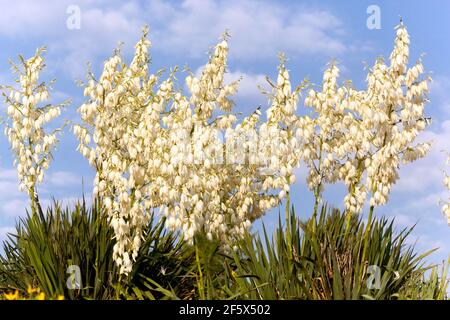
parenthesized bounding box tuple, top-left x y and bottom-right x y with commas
(124, 217, 196, 300)
(395, 258, 449, 300)
(135, 233, 240, 300)
(226, 210, 306, 299)
(0, 198, 196, 300)
(189, 234, 246, 300)
(228, 205, 443, 300)
(300, 207, 438, 299)
(0, 198, 118, 299)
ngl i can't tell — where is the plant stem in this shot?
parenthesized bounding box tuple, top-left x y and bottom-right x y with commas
(343, 159, 363, 240)
(285, 127, 293, 258)
(344, 212, 352, 240)
(311, 182, 322, 234)
(29, 185, 41, 217)
(195, 243, 205, 300)
(360, 205, 375, 278)
(312, 138, 323, 227)
(285, 192, 292, 259)
(30, 187, 36, 216)
(116, 274, 122, 300)
(312, 186, 320, 221)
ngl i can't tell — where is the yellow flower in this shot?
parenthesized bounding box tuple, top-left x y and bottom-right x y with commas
(27, 285, 39, 295)
(57, 295, 64, 300)
(35, 292, 46, 300)
(4, 290, 20, 300)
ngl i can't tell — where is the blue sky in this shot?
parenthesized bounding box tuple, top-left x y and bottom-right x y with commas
(0, 0, 449, 265)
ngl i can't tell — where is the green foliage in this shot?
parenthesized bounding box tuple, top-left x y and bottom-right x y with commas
(0, 200, 447, 300)
(0, 199, 195, 300)
(0, 198, 118, 299)
(125, 216, 196, 300)
(226, 205, 448, 300)
(189, 234, 242, 300)
(395, 259, 449, 300)
(139, 233, 239, 300)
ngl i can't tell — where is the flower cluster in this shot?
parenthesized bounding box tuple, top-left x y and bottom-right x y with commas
(1, 48, 67, 200)
(0, 21, 439, 277)
(74, 23, 433, 274)
(302, 63, 363, 211)
(302, 23, 431, 214)
(160, 51, 302, 250)
(75, 29, 303, 273)
(74, 27, 162, 273)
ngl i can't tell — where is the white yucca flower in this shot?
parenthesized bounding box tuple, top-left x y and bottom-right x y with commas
(74, 22, 434, 274)
(1, 47, 69, 211)
(302, 22, 431, 215)
(75, 29, 305, 274)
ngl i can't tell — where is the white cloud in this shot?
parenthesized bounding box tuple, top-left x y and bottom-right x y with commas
(0, 0, 355, 79)
(394, 162, 443, 194)
(391, 213, 417, 229)
(224, 71, 267, 105)
(0, 167, 85, 218)
(53, 3, 144, 78)
(0, 0, 64, 36)
(430, 76, 450, 117)
(408, 190, 448, 211)
(37, 195, 92, 213)
(46, 170, 81, 187)
(387, 120, 450, 232)
(0, 168, 18, 181)
(0, 173, 22, 199)
(0, 198, 29, 218)
(0, 0, 143, 78)
(0, 166, 28, 218)
(148, 0, 348, 60)
(416, 234, 447, 254)
(394, 120, 450, 194)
